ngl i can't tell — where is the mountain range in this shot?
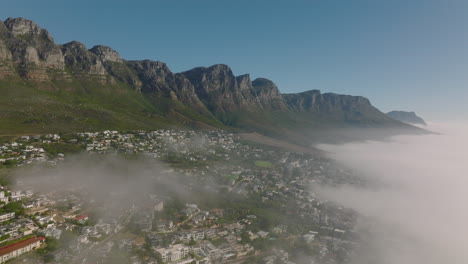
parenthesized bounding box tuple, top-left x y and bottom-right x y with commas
(0, 17, 424, 143)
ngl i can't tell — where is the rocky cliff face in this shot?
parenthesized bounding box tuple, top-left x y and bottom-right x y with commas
(283, 90, 397, 124)
(89, 45, 122, 63)
(387, 111, 427, 125)
(0, 18, 117, 84)
(61, 41, 109, 82)
(284, 90, 373, 112)
(125, 60, 208, 112)
(0, 22, 12, 60)
(1, 18, 65, 81)
(0, 22, 14, 77)
(87, 45, 143, 89)
(179, 65, 288, 113)
(0, 17, 415, 136)
(236, 74, 257, 106)
(0, 17, 383, 118)
(180, 64, 248, 112)
(251, 78, 288, 111)
(4, 17, 52, 37)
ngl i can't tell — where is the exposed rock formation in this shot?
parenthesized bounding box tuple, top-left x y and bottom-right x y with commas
(1, 17, 65, 80)
(4, 17, 53, 39)
(0, 17, 420, 138)
(387, 111, 427, 125)
(251, 78, 288, 111)
(123, 60, 207, 112)
(283, 90, 372, 112)
(89, 45, 122, 63)
(180, 64, 247, 112)
(61, 41, 107, 79)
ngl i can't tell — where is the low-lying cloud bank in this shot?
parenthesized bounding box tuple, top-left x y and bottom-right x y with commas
(12, 154, 192, 218)
(316, 123, 468, 264)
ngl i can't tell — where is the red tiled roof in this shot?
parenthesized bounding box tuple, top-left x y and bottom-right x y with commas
(75, 214, 88, 220)
(0, 237, 45, 256)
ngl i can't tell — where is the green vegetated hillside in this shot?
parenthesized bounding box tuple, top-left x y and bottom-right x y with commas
(0, 17, 425, 143)
(0, 78, 225, 135)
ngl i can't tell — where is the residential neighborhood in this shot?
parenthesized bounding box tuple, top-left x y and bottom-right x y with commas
(0, 130, 364, 264)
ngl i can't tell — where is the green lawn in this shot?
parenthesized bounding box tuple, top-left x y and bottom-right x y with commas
(254, 161, 273, 168)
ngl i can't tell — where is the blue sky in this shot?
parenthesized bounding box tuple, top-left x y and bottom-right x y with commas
(3, 0, 468, 121)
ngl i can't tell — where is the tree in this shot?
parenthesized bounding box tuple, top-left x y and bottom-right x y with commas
(0, 176, 9, 186)
(240, 232, 251, 244)
(2, 160, 17, 168)
(154, 252, 164, 264)
(2, 201, 25, 216)
(188, 238, 196, 246)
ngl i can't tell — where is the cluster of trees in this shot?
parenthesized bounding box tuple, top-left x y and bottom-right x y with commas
(0, 201, 25, 216)
(40, 143, 84, 157)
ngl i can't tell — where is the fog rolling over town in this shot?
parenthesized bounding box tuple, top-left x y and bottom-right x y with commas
(315, 123, 468, 264)
(12, 155, 187, 217)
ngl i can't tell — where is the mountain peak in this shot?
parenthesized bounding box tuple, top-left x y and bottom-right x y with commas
(236, 73, 250, 80)
(252, 78, 277, 91)
(4, 17, 54, 42)
(62, 41, 87, 50)
(90, 45, 122, 63)
(292, 89, 322, 95)
(61, 41, 108, 77)
(126, 60, 171, 76)
(208, 63, 231, 70)
(387, 111, 427, 125)
(236, 74, 251, 90)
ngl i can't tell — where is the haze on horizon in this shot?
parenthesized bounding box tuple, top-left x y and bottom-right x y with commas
(2, 0, 468, 122)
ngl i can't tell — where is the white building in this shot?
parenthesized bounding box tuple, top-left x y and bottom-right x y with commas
(154, 200, 164, 212)
(9, 191, 24, 202)
(157, 244, 189, 263)
(42, 227, 62, 239)
(0, 192, 8, 204)
(303, 231, 318, 243)
(0, 213, 14, 222)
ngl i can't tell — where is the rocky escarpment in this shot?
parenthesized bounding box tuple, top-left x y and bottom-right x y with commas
(179, 64, 250, 112)
(0, 17, 386, 119)
(387, 111, 427, 125)
(179, 65, 287, 113)
(283, 90, 372, 112)
(283, 90, 396, 123)
(251, 78, 288, 111)
(0, 17, 422, 139)
(1, 17, 65, 80)
(88, 45, 143, 89)
(0, 25, 14, 78)
(89, 45, 122, 63)
(61, 41, 108, 81)
(125, 60, 208, 112)
(0, 18, 113, 84)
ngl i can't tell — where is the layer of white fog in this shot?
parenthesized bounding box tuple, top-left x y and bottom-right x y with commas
(12, 155, 194, 219)
(316, 123, 468, 264)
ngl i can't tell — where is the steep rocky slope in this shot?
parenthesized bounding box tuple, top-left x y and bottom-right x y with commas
(0, 17, 423, 142)
(387, 111, 427, 125)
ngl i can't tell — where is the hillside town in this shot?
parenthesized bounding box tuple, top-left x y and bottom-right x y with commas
(0, 130, 364, 264)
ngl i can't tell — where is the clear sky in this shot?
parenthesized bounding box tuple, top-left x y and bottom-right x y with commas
(2, 0, 468, 121)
